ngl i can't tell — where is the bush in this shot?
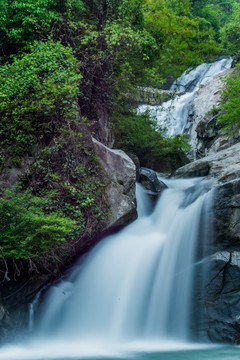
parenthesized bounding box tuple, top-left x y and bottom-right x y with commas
(218, 64, 240, 133)
(0, 40, 82, 156)
(113, 109, 190, 170)
(0, 191, 76, 260)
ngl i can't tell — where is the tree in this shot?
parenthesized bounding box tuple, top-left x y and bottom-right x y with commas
(143, 0, 219, 78)
(0, 40, 81, 155)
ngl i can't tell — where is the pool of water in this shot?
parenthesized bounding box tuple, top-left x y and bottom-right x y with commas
(0, 341, 239, 360)
(31, 348, 240, 360)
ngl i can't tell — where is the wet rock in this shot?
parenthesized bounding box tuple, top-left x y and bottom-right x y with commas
(139, 167, 167, 194)
(138, 167, 167, 205)
(206, 251, 240, 343)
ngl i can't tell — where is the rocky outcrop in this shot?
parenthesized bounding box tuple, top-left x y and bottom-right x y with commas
(188, 68, 240, 156)
(175, 143, 240, 248)
(92, 138, 137, 231)
(128, 86, 181, 105)
(90, 107, 114, 148)
(174, 143, 240, 343)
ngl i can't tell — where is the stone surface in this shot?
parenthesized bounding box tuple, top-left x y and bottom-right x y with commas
(187, 68, 240, 156)
(127, 86, 181, 105)
(92, 138, 137, 231)
(175, 142, 240, 184)
(139, 167, 167, 194)
(175, 143, 240, 343)
(206, 251, 240, 343)
(138, 167, 168, 206)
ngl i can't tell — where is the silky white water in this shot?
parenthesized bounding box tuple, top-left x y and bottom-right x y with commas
(138, 58, 232, 137)
(0, 177, 217, 360)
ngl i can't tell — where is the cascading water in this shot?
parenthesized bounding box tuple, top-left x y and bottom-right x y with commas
(137, 58, 232, 138)
(0, 178, 213, 358)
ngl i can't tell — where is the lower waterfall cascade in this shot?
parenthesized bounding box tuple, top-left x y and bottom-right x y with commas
(0, 177, 216, 359)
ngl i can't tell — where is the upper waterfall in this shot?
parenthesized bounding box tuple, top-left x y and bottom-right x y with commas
(137, 58, 232, 138)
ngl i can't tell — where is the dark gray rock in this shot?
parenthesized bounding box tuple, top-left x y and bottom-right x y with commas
(214, 180, 240, 250)
(206, 251, 240, 343)
(139, 167, 167, 195)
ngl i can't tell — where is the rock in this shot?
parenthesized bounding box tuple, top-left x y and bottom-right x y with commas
(206, 251, 240, 343)
(96, 108, 115, 148)
(138, 167, 167, 205)
(127, 86, 181, 105)
(188, 67, 240, 156)
(92, 138, 137, 231)
(88, 105, 115, 148)
(175, 161, 210, 178)
(175, 143, 240, 183)
(126, 153, 140, 179)
(139, 167, 167, 194)
(175, 143, 240, 343)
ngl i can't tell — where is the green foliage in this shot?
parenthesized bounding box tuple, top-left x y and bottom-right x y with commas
(19, 127, 109, 242)
(220, 2, 240, 54)
(143, 0, 220, 78)
(0, 0, 59, 57)
(113, 109, 190, 170)
(218, 64, 240, 133)
(192, 0, 240, 54)
(0, 190, 76, 259)
(0, 40, 82, 156)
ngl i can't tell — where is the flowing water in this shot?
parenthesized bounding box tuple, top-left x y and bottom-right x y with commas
(137, 58, 232, 138)
(1, 178, 239, 359)
(0, 57, 237, 360)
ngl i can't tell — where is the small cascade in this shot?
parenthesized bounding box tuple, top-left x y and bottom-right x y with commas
(29, 286, 48, 332)
(34, 178, 213, 344)
(137, 58, 232, 138)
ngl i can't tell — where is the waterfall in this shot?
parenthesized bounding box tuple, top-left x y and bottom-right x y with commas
(0, 178, 214, 359)
(37, 179, 213, 341)
(137, 58, 232, 138)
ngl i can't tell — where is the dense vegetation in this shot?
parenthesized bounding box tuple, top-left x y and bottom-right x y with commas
(0, 0, 239, 274)
(218, 64, 240, 133)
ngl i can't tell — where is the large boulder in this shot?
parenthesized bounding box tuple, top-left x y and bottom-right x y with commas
(92, 138, 137, 231)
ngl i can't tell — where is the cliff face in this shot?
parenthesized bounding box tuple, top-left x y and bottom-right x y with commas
(188, 68, 239, 157)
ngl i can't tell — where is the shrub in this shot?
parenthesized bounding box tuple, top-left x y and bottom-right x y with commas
(0, 191, 76, 260)
(218, 64, 240, 134)
(0, 40, 82, 156)
(113, 109, 190, 170)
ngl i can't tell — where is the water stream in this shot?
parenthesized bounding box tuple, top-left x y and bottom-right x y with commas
(0, 178, 230, 360)
(137, 58, 232, 139)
